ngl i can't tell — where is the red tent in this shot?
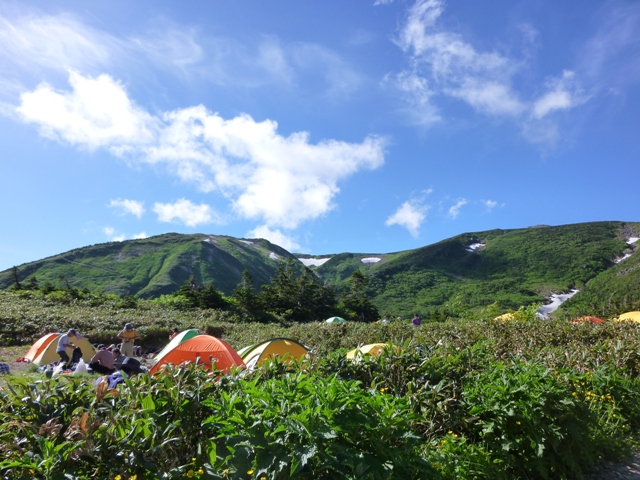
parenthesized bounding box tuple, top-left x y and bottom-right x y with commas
(149, 335, 244, 374)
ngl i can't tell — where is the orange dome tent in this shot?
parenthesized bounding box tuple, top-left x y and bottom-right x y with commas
(149, 335, 244, 374)
(572, 316, 605, 325)
(23, 333, 60, 363)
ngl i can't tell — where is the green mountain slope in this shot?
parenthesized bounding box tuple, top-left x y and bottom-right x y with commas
(1, 221, 638, 317)
(0, 234, 298, 298)
(312, 221, 639, 317)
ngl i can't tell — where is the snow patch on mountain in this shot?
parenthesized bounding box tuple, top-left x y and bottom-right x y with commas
(537, 289, 580, 318)
(299, 257, 331, 267)
(361, 257, 382, 264)
(466, 243, 485, 252)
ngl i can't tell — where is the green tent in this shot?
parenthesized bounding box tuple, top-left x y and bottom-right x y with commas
(326, 316, 346, 324)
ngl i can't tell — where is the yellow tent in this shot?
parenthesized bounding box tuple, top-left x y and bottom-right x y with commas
(617, 311, 640, 323)
(346, 343, 389, 361)
(23, 333, 60, 362)
(31, 334, 97, 366)
(240, 338, 309, 370)
(494, 313, 515, 321)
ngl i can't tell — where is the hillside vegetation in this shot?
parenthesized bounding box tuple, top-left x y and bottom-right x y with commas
(4, 297, 640, 478)
(1, 221, 639, 318)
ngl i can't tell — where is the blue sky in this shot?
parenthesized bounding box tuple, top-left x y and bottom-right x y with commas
(1, 0, 639, 272)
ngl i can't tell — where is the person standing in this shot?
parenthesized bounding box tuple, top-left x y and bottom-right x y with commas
(411, 314, 421, 326)
(117, 323, 140, 358)
(56, 329, 77, 366)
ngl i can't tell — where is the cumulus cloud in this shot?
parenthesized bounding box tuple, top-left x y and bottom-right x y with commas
(248, 225, 301, 252)
(17, 71, 157, 152)
(132, 231, 148, 239)
(17, 71, 385, 233)
(108, 198, 145, 218)
(386, 200, 429, 237)
(447, 198, 467, 219)
(153, 199, 220, 227)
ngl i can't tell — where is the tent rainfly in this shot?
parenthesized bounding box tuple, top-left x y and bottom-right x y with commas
(326, 316, 346, 324)
(29, 334, 97, 366)
(346, 343, 389, 361)
(149, 335, 244, 374)
(151, 329, 200, 366)
(617, 311, 640, 323)
(23, 333, 60, 363)
(239, 338, 310, 370)
(572, 316, 605, 324)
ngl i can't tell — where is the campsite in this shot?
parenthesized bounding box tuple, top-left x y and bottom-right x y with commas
(3, 291, 640, 479)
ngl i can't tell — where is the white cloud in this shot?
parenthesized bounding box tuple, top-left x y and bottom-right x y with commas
(374, 0, 395, 5)
(132, 231, 148, 239)
(390, 70, 441, 125)
(483, 200, 498, 211)
(130, 27, 203, 71)
(153, 199, 220, 227)
(531, 71, 587, 119)
(108, 198, 145, 219)
(17, 71, 157, 152)
(394, 0, 524, 118)
(16, 71, 385, 232)
(0, 13, 113, 74)
(103, 226, 125, 242)
(248, 225, 301, 252)
(390, 0, 597, 145)
(447, 79, 524, 116)
(447, 198, 467, 219)
(386, 200, 429, 237)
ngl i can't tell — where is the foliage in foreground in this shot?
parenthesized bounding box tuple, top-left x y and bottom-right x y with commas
(3, 332, 640, 479)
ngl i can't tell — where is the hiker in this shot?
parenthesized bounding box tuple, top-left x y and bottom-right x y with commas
(411, 314, 421, 326)
(169, 328, 179, 340)
(95, 357, 145, 389)
(381, 315, 390, 324)
(117, 323, 140, 358)
(0, 362, 9, 375)
(88, 345, 117, 374)
(56, 329, 77, 366)
(112, 348, 127, 366)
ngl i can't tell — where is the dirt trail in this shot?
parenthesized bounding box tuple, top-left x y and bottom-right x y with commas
(584, 455, 640, 479)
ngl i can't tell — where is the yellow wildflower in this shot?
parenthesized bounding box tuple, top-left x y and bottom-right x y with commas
(187, 470, 194, 478)
(198, 468, 204, 475)
(247, 470, 254, 475)
(115, 476, 122, 480)
(516, 421, 521, 425)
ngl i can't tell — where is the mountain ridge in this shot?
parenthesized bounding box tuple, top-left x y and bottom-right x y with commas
(1, 221, 639, 317)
